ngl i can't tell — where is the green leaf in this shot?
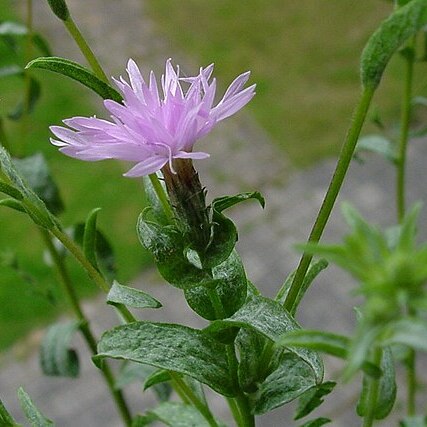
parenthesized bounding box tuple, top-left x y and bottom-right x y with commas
(294, 381, 336, 420)
(276, 259, 328, 315)
(299, 418, 331, 427)
(0, 146, 56, 229)
(382, 318, 427, 351)
(17, 387, 54, 426)
(206, 295, 323, 383)
(204, 192, 265, 269)
(115, 363, 172, 402)
(72, 223, 116, 278)
(142, 369, 173, 402)
(355, 135, 397, 163)
(40, 320, 81, 378)
(360, 0, 427, 89)
(400, 416, 427, 427)
(0, 22, 52, 56)
(96, 322, 235, 396)
(8, 77, 41, 120)
(137, 217, 210, 289)
(276, 329, 381, 378)
(236, 328, 267, 393)
(142, 174, 169, 224)
(13, 153, 64, 215)
(0, 180, 23, 199)
(0, 399, 19, 426)
(136, 402, 214, 427)
(107, 281, 162, 309)
(253, 352, 318, 414)
(357, 347, 396, 419)
(26, 57, 121, 102)
(184, 250, 247, 320)
(83, 208, 101, 269)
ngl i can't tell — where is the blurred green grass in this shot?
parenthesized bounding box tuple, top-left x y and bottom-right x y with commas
(0, 0, 150, 350)
(146, 0, 419, 166)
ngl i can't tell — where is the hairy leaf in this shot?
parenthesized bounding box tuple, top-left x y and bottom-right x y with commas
(96, 322, 235, 396)
(107, 281, 161, 309)
(206, 295, 323, 383)
(361, 0, 427, 88)
(294, 381, 336, 420)
(40, 321, 80, 378)
(17, 388, 54, 426)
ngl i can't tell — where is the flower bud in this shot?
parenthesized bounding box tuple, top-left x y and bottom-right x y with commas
(162, 159, 211, 254)
(46, 0, 69, 21)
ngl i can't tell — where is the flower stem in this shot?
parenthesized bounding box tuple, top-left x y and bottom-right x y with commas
(397, 38, 415, 223)
(284, 86, 375, 312)
(169, 372, 219, 427)
(149, 173, 174, 221)
(39, 228, 133, 426)
(63, 15, 109, 83)
(362, 347, 383, 427)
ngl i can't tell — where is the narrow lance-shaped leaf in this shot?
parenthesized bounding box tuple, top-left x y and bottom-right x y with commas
(0, 147, 56, 229)
(294, 381, 336, 420)
(357, 347, 396, 420)
(96, 322, 236, 396)
(17, 388, 54, 427)
(276, 259, 328, 315)
(0, 399, 19, 426)
(276, 329, 381, 378)
(13, 153, 64, 215)
(0, 181, 23, 200)
(361, 0, 427, 89)
(299, 418, 331, 427)
(40, 321, 81, 378)
(107, 281, 162, 309)
(26, 57, 121, 102)
(83, 208, 101, 270)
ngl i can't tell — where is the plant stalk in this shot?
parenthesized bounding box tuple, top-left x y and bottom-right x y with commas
(397, 39, 415, 223)
(362, 347, 383, 427)
(284, 86, 375, 312)
(63, 15, 109, 83)
(40, 228, 132, 426)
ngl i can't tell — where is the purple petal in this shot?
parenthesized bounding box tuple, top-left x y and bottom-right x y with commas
(123, 156, 168, 177)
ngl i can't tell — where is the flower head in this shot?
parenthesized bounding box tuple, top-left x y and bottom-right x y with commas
(50, 59, 255, 177)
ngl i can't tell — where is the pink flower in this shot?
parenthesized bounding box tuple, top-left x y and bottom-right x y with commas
(50, 59, 256, 177)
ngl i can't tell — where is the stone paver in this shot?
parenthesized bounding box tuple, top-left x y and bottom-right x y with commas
(2, 1, 427, 426)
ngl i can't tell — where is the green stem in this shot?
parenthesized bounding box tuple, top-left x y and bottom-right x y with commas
(50, 226, 136, 323)
(63, 16, 109, 83)
(207, 289, 255, 426)
(397, 39, 415, 223)
(362, 347, 383, 427)
(226, 397, 243, 427)
(169, 372, 219, 427)
(284, 86, 375, 312)
(149, 173, 174, 221)
(396, 37, 417, 417)
(39, 228, 133, 426)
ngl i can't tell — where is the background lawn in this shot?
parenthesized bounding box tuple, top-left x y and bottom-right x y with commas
(0, 0, 151, 350)
(146, 0, 424, 166)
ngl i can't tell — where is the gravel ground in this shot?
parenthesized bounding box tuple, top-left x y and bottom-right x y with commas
(1, 1, 426, 426)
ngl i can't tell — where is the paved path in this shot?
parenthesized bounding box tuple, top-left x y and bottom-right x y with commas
(1, 1, 427, 426)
